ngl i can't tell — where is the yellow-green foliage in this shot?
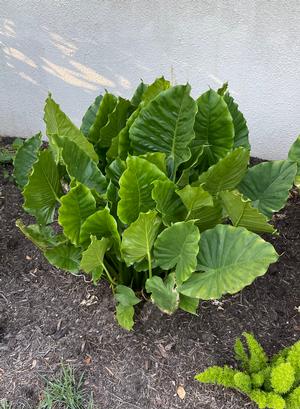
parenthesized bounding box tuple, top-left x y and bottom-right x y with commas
(195, 365, 238, 388)
(195, 333, 300, 409)
(286, 385, 300, 409)
(271, 363, 295, 394)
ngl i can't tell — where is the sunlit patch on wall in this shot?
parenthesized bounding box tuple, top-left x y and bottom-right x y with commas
(69, 60, 115, 87)
(18, 72, 39, 86)
(3, 47, 37, 68)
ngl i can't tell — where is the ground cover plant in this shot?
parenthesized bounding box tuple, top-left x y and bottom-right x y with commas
(196, 333, 300, 409)
(13, 77, 300, 330)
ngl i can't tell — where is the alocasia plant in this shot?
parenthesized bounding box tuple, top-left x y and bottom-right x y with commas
(14, 78, 298, 330)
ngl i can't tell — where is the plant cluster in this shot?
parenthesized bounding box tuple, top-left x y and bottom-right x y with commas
(195, 333, 300, 409)
(14, 77, 300, 329)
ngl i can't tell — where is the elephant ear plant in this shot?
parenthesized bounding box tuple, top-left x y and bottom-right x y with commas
(14, 78, 298, 330)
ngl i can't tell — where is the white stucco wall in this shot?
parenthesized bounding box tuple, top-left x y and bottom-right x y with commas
(0, 0, 299, 158)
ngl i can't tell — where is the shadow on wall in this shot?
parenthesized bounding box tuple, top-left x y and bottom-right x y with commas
(0, 18, 130, 93)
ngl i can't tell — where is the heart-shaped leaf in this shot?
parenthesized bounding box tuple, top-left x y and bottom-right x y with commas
(195, 148, 250, 194)
(194, 89, 234, 171)
(154, 221, 200, 285)
(45, 243, 82, 273)
(129, 84, 197, 178)
(179, 294, 199, 315)
(80, 95, 103, 137)
(193, 200, 223, 232)
(13, 133, 42, 189)
(88, 92, 117, 144)
(97, 97, 131, 149)
(176, 185, 213, 219)
(179, 224, 278, 299)
(220, 191, 275, 233)
(80, 208, 120, 251)
(288, 135, 300, 187)
(238, 160, 297, 218)
(224, 92, 250, 149)
(115, 285, 140, 330)
(152, 179, 186, 225)
(16, 219, 65, 251)
(131, 81, 148, 107)
(118, 156, 167, 224)
(53, 135, 107, 194)
(80, 236, 111, 284)
(121, 210, 161, 267)
(23, 150, 62, 224)
(44, 94, 98, 162)
(146, 273, 179, 314)
(58, 183, 96, 245)
(141, 76, 170, 104)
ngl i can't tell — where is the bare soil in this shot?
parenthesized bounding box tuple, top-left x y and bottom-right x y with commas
(0, 141, 299, 408)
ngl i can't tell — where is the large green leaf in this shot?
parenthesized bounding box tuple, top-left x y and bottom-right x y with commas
(16, 219, 65, 251)
(129, 84, 197, 178)
(58, 183, 96, 245)
(141, 76, 170, 104)
(131, 81, 148, 107)
(106, 158, 126, 186)
(117, 108, 141, 160)
(224, 92, 250, 149)
(139, 152, 167, 174)
(80, 236, 111, 284)
(238, 160, 297, 218)
(194, 89, 234, 171)
(79, 207, 120, 252)
(146, 273, 179, 314)
(13, 133, 42, 189)
(121, 210, 161, 268)
(288, 135, 300, 187)
(118, 156, 166, 224)
(220, 191, 275, 233)
(44, 243, 82, 273)
(80, 95, 103, 137)
(53, 135, 107, 194)
(194, 148, 250, 194)
(179, 225, 278, 299)
(97, 97, 131, 149)
(88, 92, 117, 144)
(176, 185, 213, 219)
(44, 94, 98, 162)
(23, 150, 62, 224)
(179, 294, 199, 315)
(154, 221, 200, 285)
(115, 285, 140, 330)
(152, 179, 187, 226)
(193, 200, 223, 232)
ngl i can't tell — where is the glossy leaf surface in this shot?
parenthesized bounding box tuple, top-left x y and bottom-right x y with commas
(13, 133, 42, 189)
(179, 225, 278, 299)
(58, 184, 96, 245)
(130, 84, 197, 178)
(238, 160, 297, 217)
(23, 150, 61, 224)
(118, 156, 166, 224)
(154, 221, 200, 284)
(194, 89, 234, 171)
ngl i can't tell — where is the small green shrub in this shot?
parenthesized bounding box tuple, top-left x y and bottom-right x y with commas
(13, 78, 299, 329)
(195, 333, 300, 409)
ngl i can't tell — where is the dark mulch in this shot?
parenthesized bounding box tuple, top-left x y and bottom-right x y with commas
(0, 140, 299, 408)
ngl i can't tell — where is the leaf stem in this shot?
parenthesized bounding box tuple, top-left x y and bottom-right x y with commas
(147, 252, 152, 279)
(103, 263, 117, 287)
